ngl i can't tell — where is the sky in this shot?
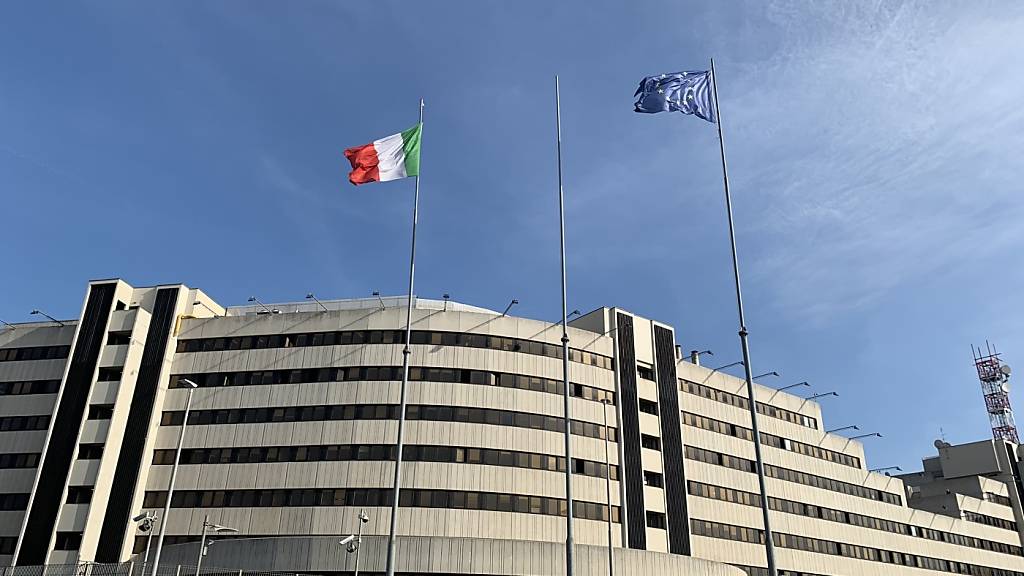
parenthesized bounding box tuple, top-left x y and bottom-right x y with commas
(2, 0, 1024, 473)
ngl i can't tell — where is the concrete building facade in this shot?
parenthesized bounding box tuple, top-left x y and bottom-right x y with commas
(1, 278, 1023, 576)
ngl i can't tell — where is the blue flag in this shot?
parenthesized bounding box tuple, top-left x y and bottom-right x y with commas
(634, 71, 716, 123)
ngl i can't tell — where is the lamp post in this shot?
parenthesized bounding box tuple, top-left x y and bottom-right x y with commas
(600, 399, 614, 576)
(870, 466, 902, 474)
(501, 299, 519, 317)
(133, 512, 159, 576)
(195, 515, 238, 576)
(807, 391, 838, 400)
(30, 309, 65, 326)
(778, 381, 809, 392)
(150, 378, 198, 576)
(341, 510, 370, 576)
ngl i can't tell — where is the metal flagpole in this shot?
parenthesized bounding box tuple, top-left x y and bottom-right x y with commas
(385, 98, 424, 576)
(555, 75, 576, 576)
(710, 58, 778, 576)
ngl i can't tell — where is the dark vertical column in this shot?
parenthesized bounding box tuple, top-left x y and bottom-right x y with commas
(95, 287, 180, 562)
(615, 313, 646, 550)
(653, 325, 691, 556)
(17, 283, 116, 565)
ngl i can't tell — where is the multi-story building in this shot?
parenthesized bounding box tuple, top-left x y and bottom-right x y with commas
(1, 278, 1023, 576)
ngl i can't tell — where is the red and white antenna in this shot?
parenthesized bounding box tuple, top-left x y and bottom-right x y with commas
(974, 342, 1018, 444)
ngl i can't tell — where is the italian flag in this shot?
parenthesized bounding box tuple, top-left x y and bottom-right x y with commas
(344, 123, 422, 185)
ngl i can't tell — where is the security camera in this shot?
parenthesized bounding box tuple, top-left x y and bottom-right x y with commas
(359, 512, 369, 523)
(132, 512, 150, 523)
(339, 535, 356, 546)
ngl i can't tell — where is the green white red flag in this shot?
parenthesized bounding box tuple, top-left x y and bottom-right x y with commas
(344, 123, 422, 185)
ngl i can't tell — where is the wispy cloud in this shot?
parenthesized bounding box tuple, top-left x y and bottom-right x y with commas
(718, 1, 1024, 323)
(566, 1, 1024, 325)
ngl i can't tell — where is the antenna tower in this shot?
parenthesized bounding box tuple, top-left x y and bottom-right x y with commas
(974, 342, 1018, 444)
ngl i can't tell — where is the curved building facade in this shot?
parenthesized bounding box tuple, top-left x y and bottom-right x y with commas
(4, 278, 1024, 576)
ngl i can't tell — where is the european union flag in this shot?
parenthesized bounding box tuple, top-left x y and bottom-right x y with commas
(634, 71, 716, 123)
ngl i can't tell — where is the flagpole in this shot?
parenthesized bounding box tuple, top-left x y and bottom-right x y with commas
(710, 58, 778, 576)
(555, 75, 576, 576)
(385, 97, 424, 576)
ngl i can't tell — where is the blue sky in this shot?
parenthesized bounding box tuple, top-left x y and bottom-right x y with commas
(3, 0, 1023, 472)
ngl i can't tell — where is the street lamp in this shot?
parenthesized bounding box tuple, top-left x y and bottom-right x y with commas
(150, 378, 198, 576)
(870, 466, 902, 475)
(133, 511, 159, 575)
(372, 291, 386, 311)
(711, 361, 745, 372)
(807, 391, 838, 400)
(851, 432, 883, 440)
(826, 425, 859, 434)
(778, 381, 809, 392)
(30, 309, 65, 327)
(599, 399, 615, 576)
(195, 515, 238, 576)
(753, 371, 779, 380)
(341, 510, 370, 576)
(305, 293, 328, 312)
(501, 299, 519, 317)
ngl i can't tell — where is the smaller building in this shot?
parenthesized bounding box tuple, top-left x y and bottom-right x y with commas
(900, 439, 1024, 548)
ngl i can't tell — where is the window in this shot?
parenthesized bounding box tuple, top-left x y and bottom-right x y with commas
(143, 487, 620, 523)
(163, 404, 616, 442)
(646, 511, 667, 529)
(643, 471, 663, 488)
(0, 493, 30, 511)
(88, 405, 115, 420)
(641, 434, 660, 451)
(66, 486, 93, 504)
(0, 453, 40, 469)
(638, 399, 659, 415)
(78, 444, 104, 460)
(681, 410, 859, 468)
(0, 415, 51, 432)
(0, 380, 61, 396)
(637, 366, 655, 381)
(681, 379, 818, 430)
(54, 532, 83, 551)
(684, 446, 901, 505)
(107, 332, 131, 345)
(0, 345, 71, 363)
(170, 365, 613, 406)
(97, 368, 123, 382)
(175, 330, 614, 370)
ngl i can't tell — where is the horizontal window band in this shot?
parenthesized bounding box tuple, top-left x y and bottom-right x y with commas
(682, 411, 861, 468)
(0, 345, 71, 363)
(691, 518, 1024, 576)
(0, 492, 30, 511)
(681, 379, 818, 430)
(143, 487, 620, 523)
(0, 379, 61, 396)
(688, 480, 1022, 557)
(0, 415, 51, 432)
(153, 443, 619, 481)
(0, 452, 42, 469)
(176, 329, 613, 370)
(160, 403, 617, 442)
(684, 445, 902, 505)
(171, 365, 614, 405)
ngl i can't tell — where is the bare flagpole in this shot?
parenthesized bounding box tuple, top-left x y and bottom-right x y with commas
(710, 58, 777, 576)
(555, 75, 576, 576)
(385, 98, 424, 576)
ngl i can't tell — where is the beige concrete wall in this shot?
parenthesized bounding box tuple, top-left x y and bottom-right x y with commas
(677, 359, 1024, 575)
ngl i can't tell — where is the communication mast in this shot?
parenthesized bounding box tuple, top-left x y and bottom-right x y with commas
(974, 342, 1018, 444)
